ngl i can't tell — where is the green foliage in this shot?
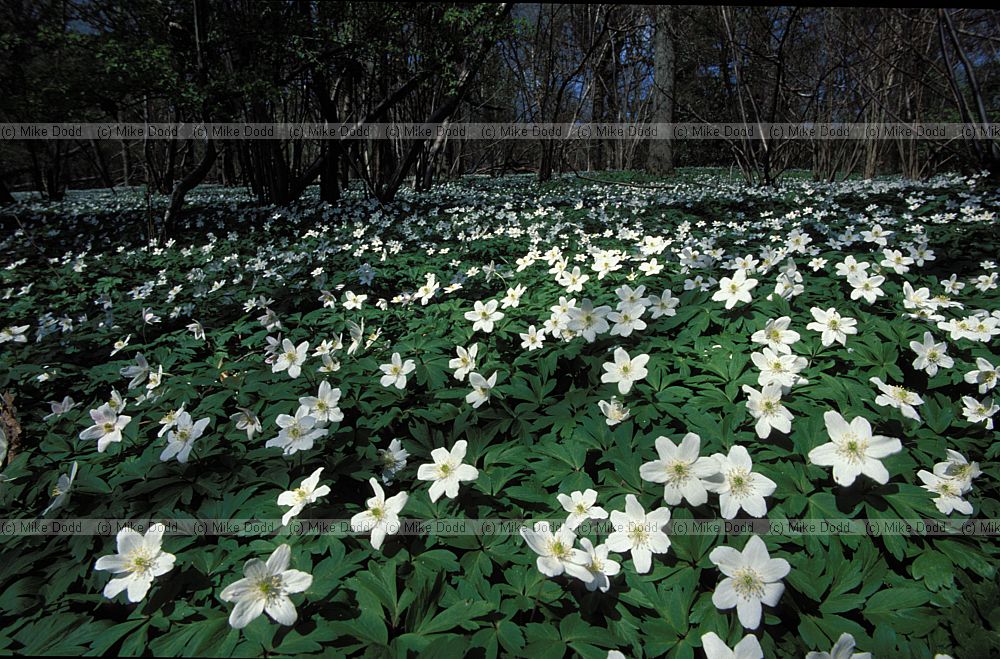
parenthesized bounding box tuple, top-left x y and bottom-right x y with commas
(0, 172, 998, 656)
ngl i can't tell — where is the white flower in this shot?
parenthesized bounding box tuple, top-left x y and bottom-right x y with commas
(910, 332, 953, 376)
(219, 544, 312, 629)
(277, 467, 331, 526)
(847, 273, 886, 305)
(964, 358, 999, 394)
(646, 289, 679, 319)
(556, 489, 609, 529)
(464, 299, 504, 333)
(120, 353, 150, 389)
(501, 284, 527, 309)
(598, 397, 630, 426)
(42, 462, 78, 516)
(600, 347, 649, 395)
(639, 433, 719, 506)
(466, 371, 498, 409)
(835, 256, 870, 278)
(615, 284, 648, 309)
(350, 477, 408, 550)
(146, 365, 164, 390)
(706, 446, 776, 519)
(265, 406, 328, 455)
(577, 538, 620, 593)
(94, 524, 175, 603)
(608, 303, 647, 338)
(43, 396, 77, 420)
(567, 300, 611, 342)
(379, 353, 416, 389)
(808, 411, 902, 486)
(605, 494, 671, 574)
(187, 321, 206, 340)
(156, 405, 185, 438)
(870, 377, 924, 422)
(638, 258, 664, 276)
(343, 291, 367, 310)
(750, 347, 808, 389)
(709, 535, 789, 630)
(520, 521, 591, 580)
(298, 381, 344, 423)
(377, 439, 409, 484)
(448, 344, 478, 381)
(79, 404, 132, 452)
(712, 268, 758, 309)
(519, 325, 545, 351)
(750, 317, 800, 354)
(880, 248, 913, 274)
(933, 449, 980, 493)
(961, 395, 998, 429)
(805, 632, 873, 659)
(416, 440, 479, 502)
(700, 632, 764, 659)
(160, 413, 211, 463)
(230, 407, 262, 441)
(917, 471, 973, 515)
(557, 266, 589, 293)
(807, 307, 858, 347)
(0, 325, 29, 343)
(741, 383, 793, 438)
(273, 339, 308, 378)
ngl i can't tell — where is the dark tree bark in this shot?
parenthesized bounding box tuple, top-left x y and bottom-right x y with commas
(0, 177, 15, 205)
(647, 5, 675, 176)
(163, 139, 216, 229)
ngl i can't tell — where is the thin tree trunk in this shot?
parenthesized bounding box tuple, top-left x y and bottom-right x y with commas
(647, 5, 675, 176)
(163, 139, 217, 230)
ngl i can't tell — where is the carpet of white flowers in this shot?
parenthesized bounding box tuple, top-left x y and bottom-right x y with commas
(0, 171, 998, 657)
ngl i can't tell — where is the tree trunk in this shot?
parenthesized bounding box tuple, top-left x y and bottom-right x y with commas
(319, 142, 340, 203)
(163, 139, 217, 230)
(647, 5, 675, 176)
(0, 177, 14, 205)
(222, 142, 236, 186)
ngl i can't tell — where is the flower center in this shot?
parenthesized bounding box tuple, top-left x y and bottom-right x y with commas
(728, 469, 752, 497)
(935, 480, 959, 497)
(102, 422, 115, 433)
(890, 387, 912, 403)
(732, 568, 766, 599)
(549, 540, 570, 559)
(628, 525, 649, 546)
(837, 434, 869, 464)
(256, 574, 284, 601)
(128, 549, 155, 575)
(951, 464, 972, 480)
(666, 461, 690, 486)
